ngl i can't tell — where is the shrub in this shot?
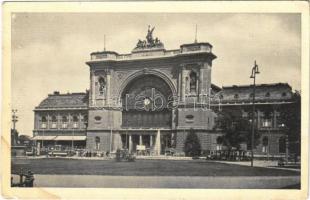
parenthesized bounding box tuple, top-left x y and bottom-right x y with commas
(184, 129, 201, 157)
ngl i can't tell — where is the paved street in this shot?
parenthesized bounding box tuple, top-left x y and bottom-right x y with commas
(11, 174, 300, 188)
(11, 158, 300, 188)
(11, 158, 300, 176)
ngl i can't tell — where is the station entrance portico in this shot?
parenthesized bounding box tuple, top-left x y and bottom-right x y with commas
(120, 129, 174, 155)
(119, 73, 175, 155)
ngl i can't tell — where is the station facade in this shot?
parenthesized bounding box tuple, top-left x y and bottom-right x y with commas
(33, 29, 297, 156)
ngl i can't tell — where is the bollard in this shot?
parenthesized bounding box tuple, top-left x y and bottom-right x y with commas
(19, 168, 23, 186)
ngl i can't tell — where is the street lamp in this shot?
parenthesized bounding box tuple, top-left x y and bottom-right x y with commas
(250, 60, 260, 167)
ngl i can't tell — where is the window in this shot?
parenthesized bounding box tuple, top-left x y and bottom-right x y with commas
(234, 94, 239, 99)
(51, 116, 57, 129)
(189, 71, 197, 93)
(73, 116, 79, 128)
(262, 118, 272, 128)
(216, 136, 223, 150)
(95, 116, 102, 121)
(41, 116, 47, 129)
(185, 115, 194, 123)
(95, 136, 100, 150)
(98, 77, 106, 95)
(265, 92, 270, 97)
(82, 115, 88, 128)
(262, 137, 268, 153)
(279, 136, 286, 153)
(282, 92, 287, 97)
(249, 93, 254, 98)
(62, 116, 68, 129)
(219, 94, 223, 100)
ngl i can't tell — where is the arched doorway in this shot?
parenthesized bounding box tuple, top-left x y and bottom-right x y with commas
(120, 74, 174, 154)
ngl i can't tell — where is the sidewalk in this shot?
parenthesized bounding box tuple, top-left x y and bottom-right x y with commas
(11, 174, 300, 188)
(213, 160, 301, 172)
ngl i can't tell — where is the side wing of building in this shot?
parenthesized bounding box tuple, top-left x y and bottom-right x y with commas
(33, 91, 89, 151)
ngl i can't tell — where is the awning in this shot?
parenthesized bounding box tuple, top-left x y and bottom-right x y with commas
(54, 136, 86, 141)
(31, 136, 57, 140)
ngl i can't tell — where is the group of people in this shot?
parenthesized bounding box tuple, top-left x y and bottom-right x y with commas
(81, 150, 110, 157)
(11, 170, 34, 187)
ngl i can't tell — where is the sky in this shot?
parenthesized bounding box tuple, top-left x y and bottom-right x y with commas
(11, 13, 301, 136)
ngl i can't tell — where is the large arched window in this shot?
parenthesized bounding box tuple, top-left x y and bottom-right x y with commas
(189, 71, 197, 93)
(121, 75, 172, 128)
(98, 77, 106, 95)
(95, 136, 100, 150)
(279, 136, 286, 153)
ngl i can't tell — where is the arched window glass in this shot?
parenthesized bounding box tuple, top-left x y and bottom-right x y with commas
(41, 116, 47, 129)
(189, 71, 197, 93)
(234, 94, 239, 99)
(62, 116, 68, 129)
(51, 116, 57, 129)
(98, 77, 106, 95)
(265, 92, 270, 97)
(51, 116, 57, 122)
(41, 116, 47, 122)
(95, 136, 100, 150)
(62, 116, 68, 122)
(73, 116, 79, 128)
(279, 136, 286, 153)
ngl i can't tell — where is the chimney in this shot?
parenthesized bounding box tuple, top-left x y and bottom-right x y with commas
(53, 91, 60, 95)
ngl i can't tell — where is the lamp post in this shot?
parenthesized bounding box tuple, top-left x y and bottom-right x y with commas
(12, 109, 18, 145)
(12, 109, 18, 131)
(250, 60, 260, 167)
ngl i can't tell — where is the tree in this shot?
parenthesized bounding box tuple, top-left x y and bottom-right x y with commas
(278, 91, 301, 155)
(18, 135, 33, 146)
(215, 107, 260, 150)
(184, 129, 201, 157)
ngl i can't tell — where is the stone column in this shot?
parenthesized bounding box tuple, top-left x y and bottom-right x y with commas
(112, 132, 122, 152)
(150, 135, 153, 148)
(129, 135, 132, 153)
(91, 71, 96, 106)
(199, 66, 204, 102)
(47, 114, 50, 129)
(139, 135, 142, 145)
(181, 66, 186, 102)
(155, 130, 161, 155)
(106, 71, 111, 106)
(178, 69, 181, 99)
(273, 109, 278, 128)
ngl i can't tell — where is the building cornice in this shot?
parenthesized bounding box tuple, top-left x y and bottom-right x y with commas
(34, 107, 88, 111)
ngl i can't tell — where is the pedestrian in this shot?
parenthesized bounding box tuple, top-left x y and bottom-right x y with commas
(24, 171, 34, 187)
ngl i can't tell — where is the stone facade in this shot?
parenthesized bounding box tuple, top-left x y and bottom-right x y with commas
(33, 30, 298, 156)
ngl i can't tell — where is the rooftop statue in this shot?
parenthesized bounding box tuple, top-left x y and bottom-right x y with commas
(133, 25, 164, 51)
